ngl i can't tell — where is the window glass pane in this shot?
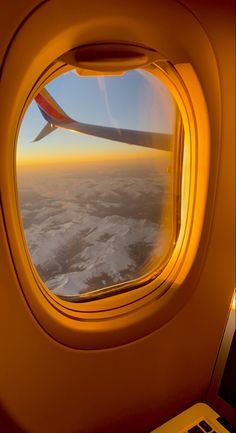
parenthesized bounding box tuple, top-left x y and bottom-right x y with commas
(16, 67, 181, 300)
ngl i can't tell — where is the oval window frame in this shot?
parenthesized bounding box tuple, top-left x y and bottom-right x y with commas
(0, 4, 210, 349)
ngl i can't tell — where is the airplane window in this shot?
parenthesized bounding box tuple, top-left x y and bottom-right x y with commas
(16, 67, 183, 301)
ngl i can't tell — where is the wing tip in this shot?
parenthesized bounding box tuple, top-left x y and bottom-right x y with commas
(33, 123, 57, 142)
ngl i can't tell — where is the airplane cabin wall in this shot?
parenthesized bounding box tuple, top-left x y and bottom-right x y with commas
(0, 0, 234, 432)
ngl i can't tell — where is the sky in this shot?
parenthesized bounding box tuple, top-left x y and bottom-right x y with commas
(17, 68, 175, 168)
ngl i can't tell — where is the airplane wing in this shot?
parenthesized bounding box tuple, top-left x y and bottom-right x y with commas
(34, 88, 172, 151)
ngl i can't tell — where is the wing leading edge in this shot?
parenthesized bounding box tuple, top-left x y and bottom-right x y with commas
(34, 88, 172, 151)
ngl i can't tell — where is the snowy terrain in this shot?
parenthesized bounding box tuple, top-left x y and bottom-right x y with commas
(17, 160, 172, 297)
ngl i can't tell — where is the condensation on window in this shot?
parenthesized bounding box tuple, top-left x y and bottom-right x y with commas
(16, 66, 182, 301)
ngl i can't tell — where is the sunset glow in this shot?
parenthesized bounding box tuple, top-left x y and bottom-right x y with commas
(16, 68, 175, 169)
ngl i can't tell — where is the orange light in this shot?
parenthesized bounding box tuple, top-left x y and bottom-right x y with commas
(231, 291, 236, 310)
(75, 67, 124, 77)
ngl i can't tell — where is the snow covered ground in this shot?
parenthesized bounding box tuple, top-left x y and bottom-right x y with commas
(17, 159, 172, 296)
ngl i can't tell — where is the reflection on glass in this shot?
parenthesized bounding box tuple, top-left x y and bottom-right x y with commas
(17, 68, 178, 299)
